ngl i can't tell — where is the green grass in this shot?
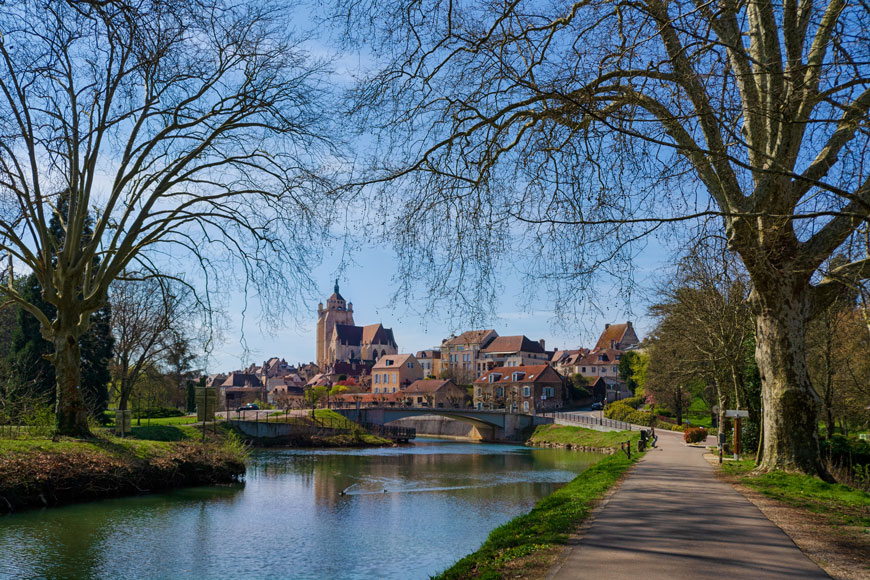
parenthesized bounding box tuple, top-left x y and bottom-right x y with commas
(0, 435, 178, 460)
(685, 397, 713, 428)
(128, 424, 200, 441)
(528, 424, 640, 448)
(434, 452, 641, 579)
(721, 460, 870, 529)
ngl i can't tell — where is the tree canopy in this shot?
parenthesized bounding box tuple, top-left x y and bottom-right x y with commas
(336, 0, 870, 475)
(0, 0, 339, 434)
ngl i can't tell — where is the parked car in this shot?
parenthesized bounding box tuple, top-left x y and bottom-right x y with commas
(238, 403, 259, 411)
(591, 402, 603, 410)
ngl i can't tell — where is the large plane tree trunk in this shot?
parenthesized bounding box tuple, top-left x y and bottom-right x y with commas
(752, 283, 828, 478)
(53, 324, 91, 438)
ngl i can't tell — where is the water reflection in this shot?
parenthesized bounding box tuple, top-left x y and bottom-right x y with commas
(1, 439, 602, 580)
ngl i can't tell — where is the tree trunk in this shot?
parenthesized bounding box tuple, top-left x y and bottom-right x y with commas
(53, 329, 91, 437)
(753, 289, 828, 477)
(118, 376, 130, 412)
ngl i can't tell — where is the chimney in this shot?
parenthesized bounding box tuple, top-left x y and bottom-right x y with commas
(626, 321, 632, 327)
(605, 323, 611, 329)
(539, 339, 546, 351)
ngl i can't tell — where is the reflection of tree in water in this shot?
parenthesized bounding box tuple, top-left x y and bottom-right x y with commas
(302, 445, 605, 507)
(0, 485, 244, 578)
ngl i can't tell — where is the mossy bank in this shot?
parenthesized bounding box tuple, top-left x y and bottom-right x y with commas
(0, 431, 246, 514)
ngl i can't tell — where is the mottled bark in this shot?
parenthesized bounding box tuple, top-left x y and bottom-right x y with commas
(53, 328, 91, 437)
(752, 286, 828, 477)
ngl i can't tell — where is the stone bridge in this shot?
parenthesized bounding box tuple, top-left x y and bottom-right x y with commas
(334, 407, 553, 441)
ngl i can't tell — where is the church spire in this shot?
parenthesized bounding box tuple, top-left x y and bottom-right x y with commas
(334, 278, 340, 294)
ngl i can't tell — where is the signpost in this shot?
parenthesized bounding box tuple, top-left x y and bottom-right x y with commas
(725, 409, 749, 459)
(196, 387, 217, 442)
(196, 387, 217, 422)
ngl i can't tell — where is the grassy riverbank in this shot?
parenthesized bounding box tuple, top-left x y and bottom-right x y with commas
(718, 459, 870, 580)
(721, 459, 870, 529)
(434, 450, 639, 579)
(528, 424, 641, 450)
(0, 431, 246, 513)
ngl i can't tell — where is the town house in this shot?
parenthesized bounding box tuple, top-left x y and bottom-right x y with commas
(474, 364, 565, 413)
(371, 354, 424, 394)
(403, 379, 466, 408)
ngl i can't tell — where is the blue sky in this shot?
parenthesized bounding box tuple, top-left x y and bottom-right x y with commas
(207, 234, 672, 372)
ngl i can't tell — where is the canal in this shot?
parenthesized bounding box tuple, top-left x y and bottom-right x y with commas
(0, 439, 604, 579)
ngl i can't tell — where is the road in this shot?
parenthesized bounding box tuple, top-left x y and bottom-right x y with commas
(547, 429, 829, 580)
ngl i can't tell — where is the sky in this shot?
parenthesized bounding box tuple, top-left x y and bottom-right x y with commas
(206, 235, 673, 373)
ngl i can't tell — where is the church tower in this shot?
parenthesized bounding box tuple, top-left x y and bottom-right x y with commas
(316, 280, 355, 369)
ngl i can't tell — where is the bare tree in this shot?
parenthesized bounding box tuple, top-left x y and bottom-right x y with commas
(648, 246, 754, 435)
(110, 276, 194, 411)
(0, 1, 338, 435)
(337, 0, 870, 475)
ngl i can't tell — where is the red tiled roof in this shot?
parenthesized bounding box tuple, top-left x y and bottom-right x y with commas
(481, 335, 544, 354)
(444, 329, 497, 347)
(577, 348, 622, 366)
(332, 391, 403, 404)
(221, 372, 262, 388)
(373, 353, 415, 370)
(404, 379, 457, 393)
(475, 364, 562, 384)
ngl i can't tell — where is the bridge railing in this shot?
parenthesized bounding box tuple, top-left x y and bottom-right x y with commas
(358, 422, 416, 441)
(544, 412, 632, 431)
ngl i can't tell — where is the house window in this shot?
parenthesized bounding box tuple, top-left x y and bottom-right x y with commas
(374, 387, 379, 393)
(543, 387, 554, 397)
(497, 387, 504, 397)
(392, 387, 397, 393)
(407, 362, 414, 368)
(522, 386, 531, 397)
(476, 388, 481, 396)
(613, 366, 618, 372)
(581, 367, 586, 373)
(374, 375, 380, 384)
(523, 401, 529, 412)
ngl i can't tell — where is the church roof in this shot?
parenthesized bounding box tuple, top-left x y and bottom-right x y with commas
(334, 324, 363, 345)
(363, 323, 397, 347)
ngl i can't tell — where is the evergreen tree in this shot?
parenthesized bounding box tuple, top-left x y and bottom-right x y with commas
(79, 302, 114, 420)
(8, 274, 55, 404)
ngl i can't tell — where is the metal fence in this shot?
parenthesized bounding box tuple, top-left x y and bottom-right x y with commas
(545, 412, 633, 431)
(358, 422, 416, 441)
(0, 424, 53, 439)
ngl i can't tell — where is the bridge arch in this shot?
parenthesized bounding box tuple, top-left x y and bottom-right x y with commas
(333, 407, 552, 441)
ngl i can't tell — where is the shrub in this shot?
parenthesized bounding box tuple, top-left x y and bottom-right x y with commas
(628, 410, 654, 426)
(604, 401, 634, 421)
(683, 427, 708, 444)
(134, 407, 184, 419)
(621, 396, 644, 409)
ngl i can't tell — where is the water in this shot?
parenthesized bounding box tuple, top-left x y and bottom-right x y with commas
(0, 439, 603, 580)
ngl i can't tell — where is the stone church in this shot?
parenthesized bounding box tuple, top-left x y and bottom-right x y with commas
(316, 281, 398, 370)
